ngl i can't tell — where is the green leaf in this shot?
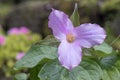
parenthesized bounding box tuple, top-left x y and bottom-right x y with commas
(14, 73, 27, 80)
(70, 3, 80, 26)
(38, 59, 102, 80)
(81, 59, 103, 80)
(115, 59, 120, 71)
(101, 56, 120, 80)
(30, 64, 42, 80)
(100, 55, 117, 69)
(14, 38, 59, 70)
(102, 67, 120, 80)
(82, 48, 93, 57)
(94, 42, 113, 54)
(30, 59, 51, 80)
(38, 61, 91, 80)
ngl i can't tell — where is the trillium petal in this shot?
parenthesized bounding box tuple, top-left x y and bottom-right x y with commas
(48, 9, 74, 41)
(58, 40, 82, 70)
(75, 23, 106, 48)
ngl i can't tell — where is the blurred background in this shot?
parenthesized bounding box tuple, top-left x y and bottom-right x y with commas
(0, 0, 120, 80)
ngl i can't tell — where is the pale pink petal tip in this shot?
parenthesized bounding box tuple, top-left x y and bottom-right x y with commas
(20, 26, 30, 34)
(16, 52, 25, 60)
(8, 28, 19, 35)
(0, 35, 6, 46)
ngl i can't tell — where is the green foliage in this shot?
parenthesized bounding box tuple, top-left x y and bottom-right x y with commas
(31, 58, 102, 80)
(14, 73, 28, 80)
(70, 3, 80, 26)
(14, 38, 58, 69)
(0, 3, 12, 24)
(0, 28, 41, 77)
(79, 0, 97, 8)
(13, 2, 120, 80)
(80, 59, 103, 80)
(14, 35, 120, 80)
(0, 34, 41, 65)
(102, 67, 120, 80)
(94, 42, 113, 54)
(79, 0, 120, 12)
(38, 60, 94, 80)
(0, 3, 12, 16)
(100, 55, 117, 69)
(100, 0, 120, 12)
(115, 59, 120, 71)
(30, 63, 43, 80)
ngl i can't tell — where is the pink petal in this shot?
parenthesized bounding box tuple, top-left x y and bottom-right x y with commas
(0, 35, 6, 45)
(20, 26, 30, 34)
(48, 9, 74, 41)
(16, 52, 25, 60)
(58, 40, 82, 70)
(74, 23, 106, 48)
(8, 28, 20, 35)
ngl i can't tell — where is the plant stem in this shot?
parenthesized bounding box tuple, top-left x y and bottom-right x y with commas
(110, 35, 120, 45)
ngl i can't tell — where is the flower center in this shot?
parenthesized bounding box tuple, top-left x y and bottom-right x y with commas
(66, 33, 75, 43)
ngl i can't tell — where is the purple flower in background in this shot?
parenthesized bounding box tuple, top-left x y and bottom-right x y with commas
(8, 28, 20, 35)
(16, 52, 25, 60)
(8, 26, 30, 35)
(48, 9, 106, 70)
(19, 26, 30, 34)
(0, 35, 6, 46)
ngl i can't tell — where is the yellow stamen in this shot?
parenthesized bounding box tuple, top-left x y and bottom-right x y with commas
(66, 33, 75, 43)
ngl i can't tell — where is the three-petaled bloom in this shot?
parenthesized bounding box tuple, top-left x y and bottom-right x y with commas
(48, 9, 106, 70)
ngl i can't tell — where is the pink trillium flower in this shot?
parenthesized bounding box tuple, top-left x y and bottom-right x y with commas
(48, 9, 106, 70)
(0, 35, 6, 46)
(16, 52, 25, 60)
